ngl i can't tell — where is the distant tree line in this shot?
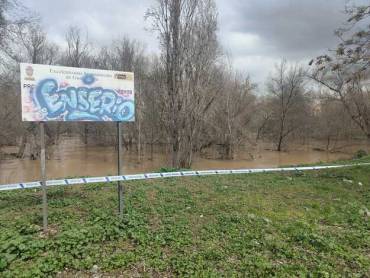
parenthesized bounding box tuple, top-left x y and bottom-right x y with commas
(0, 0, 369, 168)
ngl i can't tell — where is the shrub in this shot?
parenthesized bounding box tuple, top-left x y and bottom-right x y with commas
(353, 149, 368, 159)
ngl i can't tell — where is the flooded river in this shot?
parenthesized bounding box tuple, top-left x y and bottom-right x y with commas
(0, 137, 369, 184)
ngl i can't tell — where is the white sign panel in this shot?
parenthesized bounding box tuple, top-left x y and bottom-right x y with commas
(20, 63, 134, 122)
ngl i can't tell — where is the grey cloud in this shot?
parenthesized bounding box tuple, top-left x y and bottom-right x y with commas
(22, 0, 368, 84)
(22, 0, 158, 52)
(215, 0, 369, 85)
(218, 0, 350, 59)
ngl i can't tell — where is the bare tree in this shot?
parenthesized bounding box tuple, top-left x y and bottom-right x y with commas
(310, 3, 370, 140)
(252, 97, 273, 142)
(146, 0, 220, 168)
(312, 95, 355, 151)
(142, 55, 167, 160)
(64, 26, 90, 67)
(266, 61, 308, 151)
(93, 37, 149, 154)
(208, 71, 256, 159)
(0, 0, 33, 45)
(62, 25, 92, 144)
(0, 21, 59, 158)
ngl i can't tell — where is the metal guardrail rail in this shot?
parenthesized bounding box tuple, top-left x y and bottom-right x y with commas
(1, 163, 369, 192)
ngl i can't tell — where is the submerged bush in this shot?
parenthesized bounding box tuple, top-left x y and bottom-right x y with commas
(353, 149, 368, 159)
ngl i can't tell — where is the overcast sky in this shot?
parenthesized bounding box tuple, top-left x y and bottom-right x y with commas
(22, 0, 365, 85)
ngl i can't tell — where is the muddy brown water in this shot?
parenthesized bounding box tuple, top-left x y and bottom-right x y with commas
(0, 137, 369, 184)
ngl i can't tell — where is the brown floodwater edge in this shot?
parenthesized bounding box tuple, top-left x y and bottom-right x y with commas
(0, 138, 369, 184)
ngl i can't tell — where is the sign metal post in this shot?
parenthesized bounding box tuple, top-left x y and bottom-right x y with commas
(40, 122, 48, 232)
(117, 122, 124, 217)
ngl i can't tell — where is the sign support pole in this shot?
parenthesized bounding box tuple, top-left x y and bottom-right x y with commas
(40, 122, 48, 232)
(117, 122, 124, 217)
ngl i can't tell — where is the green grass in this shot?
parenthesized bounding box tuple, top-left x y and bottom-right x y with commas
(0, 157, 370, 277)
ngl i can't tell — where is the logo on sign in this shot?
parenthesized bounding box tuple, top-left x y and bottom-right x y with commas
(25, 66, 35, 81)
(115, 74, 127, 80)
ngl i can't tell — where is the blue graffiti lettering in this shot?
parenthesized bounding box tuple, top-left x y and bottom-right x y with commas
(34, 78, 134, 121)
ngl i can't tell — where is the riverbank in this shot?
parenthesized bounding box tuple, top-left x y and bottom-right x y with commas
(1, 156, 369, 276)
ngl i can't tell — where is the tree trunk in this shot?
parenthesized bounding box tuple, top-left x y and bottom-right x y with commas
(137, 118, 141, 161)
(326, 136, 331, 151)
(56, 123, 61, 143)
(150, 126, 154, 161)
(277, 135, 283, 152)
(16, 134, 27, 158)
(84, 123, 88, 145)
(171, 133, 179, 168)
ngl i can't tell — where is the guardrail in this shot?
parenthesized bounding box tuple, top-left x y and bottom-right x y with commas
(1, 163, 369, 192)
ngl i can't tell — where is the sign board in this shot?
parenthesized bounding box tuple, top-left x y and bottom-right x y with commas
(20, 63, 134, 122)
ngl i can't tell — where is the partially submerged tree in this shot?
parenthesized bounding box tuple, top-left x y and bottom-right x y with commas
(94, 37, 149, 156)
(312, 95, 355, 151)
(0, 19, 59, 158)
(266, 61, 309, 151)
(209, 71, 256, 159)
(146, 0, 220, 168)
